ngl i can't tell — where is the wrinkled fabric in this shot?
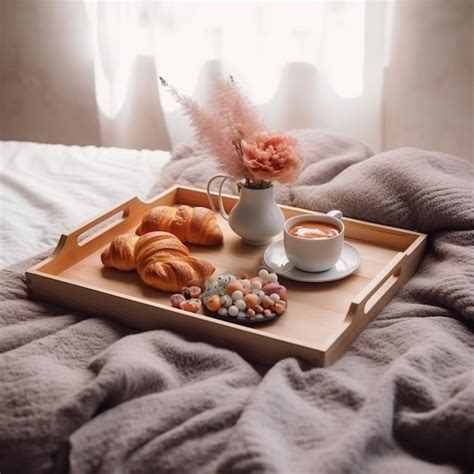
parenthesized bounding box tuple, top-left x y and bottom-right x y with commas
(0, 141, 171, 269)
(1, 130, 473, 474)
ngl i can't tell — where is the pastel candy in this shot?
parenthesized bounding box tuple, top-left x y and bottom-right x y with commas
(261, 296, 274, 309)
(244, 293, 260, 309)
(246, 308, 255, 318)
(235, 299, 247, 311)
(226, 281, 245, 296)
(274, 303, 286, 315)
(205, 294, 221, 312)
(267, 273, 278, 283)
(250, 278, 263, 290)
(217, 274, 233, 287)
(188, 286, 202, 298)
(231, 290, 244, 301)
(258, 269, 269, 280)
(262, 283, 287, 301)
(170, 293, 186, 308)
(180, 298, 202, 313)
(220, 294, 233, 308)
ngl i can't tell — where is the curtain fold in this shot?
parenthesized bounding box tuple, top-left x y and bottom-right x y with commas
(3, 1, 471, 162)
(86, 1, 391, 152)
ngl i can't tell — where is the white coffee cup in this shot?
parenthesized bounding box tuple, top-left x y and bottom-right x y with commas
(283, 210, 344, 272)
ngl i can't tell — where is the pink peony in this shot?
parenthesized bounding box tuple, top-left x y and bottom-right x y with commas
(241, 133, 304, 185)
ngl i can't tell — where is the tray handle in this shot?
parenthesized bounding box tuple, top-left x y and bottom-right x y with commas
(346, 252, 405, 323)
(54, 196, 147, 255)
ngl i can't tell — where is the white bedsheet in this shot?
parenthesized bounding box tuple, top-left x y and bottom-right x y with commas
(0, 141, 171, 269)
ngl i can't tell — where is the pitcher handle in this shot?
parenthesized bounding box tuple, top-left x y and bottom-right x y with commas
(207, 174, 231, 221)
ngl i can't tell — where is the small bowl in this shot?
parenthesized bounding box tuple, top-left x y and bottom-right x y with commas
(202, 307, 285, 326)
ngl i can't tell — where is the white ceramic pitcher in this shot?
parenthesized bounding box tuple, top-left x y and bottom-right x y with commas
(207, 175, 285, 246)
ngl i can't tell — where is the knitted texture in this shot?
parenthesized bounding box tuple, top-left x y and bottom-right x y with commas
(1, 130, 473, 474)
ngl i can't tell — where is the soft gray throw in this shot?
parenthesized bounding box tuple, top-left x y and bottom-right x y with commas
(1, 130, 473, 474)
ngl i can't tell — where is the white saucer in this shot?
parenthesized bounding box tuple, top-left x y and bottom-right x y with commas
(262, 240, 360, 283)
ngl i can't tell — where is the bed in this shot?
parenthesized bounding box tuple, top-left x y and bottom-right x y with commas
(0, 141, 171, 269)
(0, 133, 473, 474)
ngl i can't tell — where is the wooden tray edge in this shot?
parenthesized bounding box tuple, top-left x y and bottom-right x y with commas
(26, 270, 327, 367)
(25, 186, 428, 367)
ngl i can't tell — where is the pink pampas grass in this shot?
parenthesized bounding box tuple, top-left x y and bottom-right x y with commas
(210, 75, 264, 146)
(160, 76, 259, 179)
(160, 74, 303, 187)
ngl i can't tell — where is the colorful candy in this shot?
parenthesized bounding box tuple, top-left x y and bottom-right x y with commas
(217, 274, 233, 287)
(262, 283, 287, 301)
(261, 296, 274, 309)
(180, 298, 201, 313)
(170, 293, 186, 308)
(220, 294, 233, 308)
(244, 293, 260, 309)
(258, 269, 269, 280)
(226, 281, 245, 296)
(250, 278, 263, 290)
(231, 290, 244, 301)
(267, 273, 278, 283)
(274, 303, 286, 315)
(171, 269, 287, 320)
(235, 299, 246, 311)
(246, 308, 255, 318)
(188, 286, 202, 298)
(205, 294, 221, 312)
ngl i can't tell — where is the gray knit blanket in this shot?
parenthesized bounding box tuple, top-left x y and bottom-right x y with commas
(1, 130, 473, 474)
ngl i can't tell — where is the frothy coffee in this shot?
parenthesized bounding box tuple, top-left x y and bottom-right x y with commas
(288, 221, 340, 239)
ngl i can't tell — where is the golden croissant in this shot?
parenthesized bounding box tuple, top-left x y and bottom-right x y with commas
(101, 234, 139, 271)
(136, 205, 223, 246)
(135, 231, 215, 292)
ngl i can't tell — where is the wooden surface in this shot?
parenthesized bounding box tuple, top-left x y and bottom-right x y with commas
(27, 186, 427, 366)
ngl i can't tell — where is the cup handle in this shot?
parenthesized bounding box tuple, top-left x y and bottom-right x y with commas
(327, 210, 343, 220)
(207, 174, 231, 221)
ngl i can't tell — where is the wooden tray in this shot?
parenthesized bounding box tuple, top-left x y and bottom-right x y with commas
(26, 186, 427, 367)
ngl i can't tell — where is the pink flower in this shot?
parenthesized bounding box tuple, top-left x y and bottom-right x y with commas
(241, 133, 304, 184)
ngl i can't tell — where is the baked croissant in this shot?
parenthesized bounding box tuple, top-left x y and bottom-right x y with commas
(136, 205, 223, 246)
(135, 231, 215, 292)
(101, 234, 139, 271)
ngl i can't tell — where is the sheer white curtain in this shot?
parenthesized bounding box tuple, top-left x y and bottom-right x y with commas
(85, 1, 392, 152)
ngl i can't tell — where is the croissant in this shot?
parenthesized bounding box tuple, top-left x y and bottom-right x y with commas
(136, 205, 223, 246)
(135, 231, 215, 292)
(101, 234, 139, 271)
